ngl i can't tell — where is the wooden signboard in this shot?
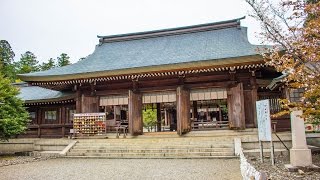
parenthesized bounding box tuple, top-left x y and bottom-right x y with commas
(256, 99, 274, 165)
(256, 99, 272, 141)
(73, 113, 106, 136)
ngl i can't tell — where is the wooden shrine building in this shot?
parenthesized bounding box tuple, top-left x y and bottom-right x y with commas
(18, 17, 287, 138)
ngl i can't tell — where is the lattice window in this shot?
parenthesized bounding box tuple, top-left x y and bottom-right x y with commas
(44, 110, 57, 124)
(29, 111, 37, 124)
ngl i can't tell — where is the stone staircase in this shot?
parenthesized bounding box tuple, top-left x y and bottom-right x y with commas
(66, 136, 236, 159)
(33, 139, 74, 157)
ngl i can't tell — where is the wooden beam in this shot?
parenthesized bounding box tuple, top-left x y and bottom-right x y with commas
(184, 74, 230, 83)
(128, 90, 143, 135)
(185, 81, 237, 89)
(95, 89, 128, 96)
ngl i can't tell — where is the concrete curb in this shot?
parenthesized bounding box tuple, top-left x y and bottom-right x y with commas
(59, 140, 77, 156)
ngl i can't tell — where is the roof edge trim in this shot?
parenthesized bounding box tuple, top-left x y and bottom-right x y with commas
(98, 17, 245, 43)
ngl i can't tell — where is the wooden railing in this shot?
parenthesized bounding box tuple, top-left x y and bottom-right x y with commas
(258, 94, 283, 115)
(191, 120, 229, 130)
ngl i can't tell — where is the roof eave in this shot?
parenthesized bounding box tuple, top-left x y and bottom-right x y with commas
(23, 94, 76, 104)
(19, 55, 263, 82)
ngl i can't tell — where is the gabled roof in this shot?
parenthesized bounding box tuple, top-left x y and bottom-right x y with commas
(15, 83, 74, 104)
(19, 17, 264, 82)
(267, 74, 287, 90)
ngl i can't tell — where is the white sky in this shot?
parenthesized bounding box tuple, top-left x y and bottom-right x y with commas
(0, 0, 273, 63)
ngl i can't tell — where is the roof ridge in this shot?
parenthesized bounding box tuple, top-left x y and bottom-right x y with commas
(98, 17, 245, 44)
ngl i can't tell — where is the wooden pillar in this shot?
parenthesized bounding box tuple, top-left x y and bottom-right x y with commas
(227, 83, 245, 129)
(249, 74, 258, 127)
(156, 103, 161, 132)
(75, 90, 82, 113)
(36, 108, 41, 125)
(37, 108, 41, 138)
(164, 109, 168, 126)
(192, 101, 198, 120)
(113, 105, 117, 122)
(38, 127, 41, 138)
(128, 90, 143, 135)
(243, 88, 258, 128)
(176, 86, 191, 135)
(61, 107, 66, 137)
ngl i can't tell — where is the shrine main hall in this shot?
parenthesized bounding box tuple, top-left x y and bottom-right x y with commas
(18, 17, 285, 138)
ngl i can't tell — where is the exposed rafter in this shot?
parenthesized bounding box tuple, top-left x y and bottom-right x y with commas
(31, 63, 266, 86)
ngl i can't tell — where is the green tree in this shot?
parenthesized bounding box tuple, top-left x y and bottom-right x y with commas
(0, 73, 29, 141)
(0, 40, 16, 82)
(246, 0, 320, 120)
(143, 109, 157, 132)
(57, 53, 71, 67)
(16, 51, 39, 74)
(40, 58, 56, 71)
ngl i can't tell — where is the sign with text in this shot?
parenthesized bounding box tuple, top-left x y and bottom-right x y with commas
(256, 99, 272, 141)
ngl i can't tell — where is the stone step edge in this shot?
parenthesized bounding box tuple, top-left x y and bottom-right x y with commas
(66, 152, 235, 156)
(243, 149, 288, 153)
(62, 155, 238, 159)
(75, 143, 234, 145)
(71, 145, 234, 150)
(70, 148, 234, 151)
(76, 139, 235, 142)
(75, 142, 234, 145)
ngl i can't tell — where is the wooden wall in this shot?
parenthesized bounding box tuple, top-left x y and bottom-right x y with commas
(20, 103, 75, 138)
(81, 95, 99, 113)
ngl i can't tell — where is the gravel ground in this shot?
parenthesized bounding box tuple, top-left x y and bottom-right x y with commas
(0, 155, 55, 167)
(248, 153, 320, 180)
(0, 158, 241, 180)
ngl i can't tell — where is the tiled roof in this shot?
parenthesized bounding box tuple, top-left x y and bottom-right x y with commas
(16, 83, 74, 103)
(19, 17, 263, 82)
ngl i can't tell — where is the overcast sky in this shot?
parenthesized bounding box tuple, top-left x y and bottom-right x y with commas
(0, 0, 272, 64)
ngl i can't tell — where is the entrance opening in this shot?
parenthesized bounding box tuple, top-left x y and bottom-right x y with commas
(142, 102, 177, 132)
(191, 99, 228, 130)
(99, 105, 128, 132)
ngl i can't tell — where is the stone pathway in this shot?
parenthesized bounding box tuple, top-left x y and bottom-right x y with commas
(0, 158, 241, 180)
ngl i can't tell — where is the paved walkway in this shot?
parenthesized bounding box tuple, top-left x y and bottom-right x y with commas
(0, 158, 241, 180)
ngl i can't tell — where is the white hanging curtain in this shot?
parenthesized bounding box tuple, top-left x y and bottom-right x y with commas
(142, 91, 176, 103)
(190, 88, 227, 101)
(100, 95, 129, 106)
